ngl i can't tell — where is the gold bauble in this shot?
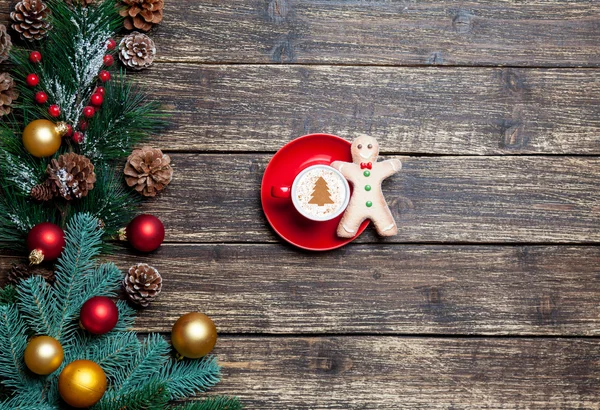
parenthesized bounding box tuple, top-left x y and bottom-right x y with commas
(171, 312, 218, 358)
(58, 360, 107, 408)
(22, 119, 68, 158)
(24, 336, 64, 375)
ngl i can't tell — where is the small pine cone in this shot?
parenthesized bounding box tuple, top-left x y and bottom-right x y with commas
(118, 32, 156, 71)
(30, 181, 54, 201)
(46, 152, 97, 200)
(119, 0, 163, 32)
(0, 73, 18, 117)
(7, 264, 55, 286)
(10, 0, 51, 41)
(124, 147, 172, 197)
(0, 24, 12, 63)
(124, 263, 162, 307)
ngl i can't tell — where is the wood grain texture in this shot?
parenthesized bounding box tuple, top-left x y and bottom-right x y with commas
(4, 244, 598, 335)
(133, 154, 600, 243)
(137, 64, 600, 155)
(211, 336, 600, 409)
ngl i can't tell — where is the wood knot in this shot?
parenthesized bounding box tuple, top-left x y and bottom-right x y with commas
(425, 287, 442, 305)
(452, 10, 474, 34)
(537, 295, 559, 325)
(267, 0, 290, 23)
(501, 69, 526, 93)
(427, 52, 444, 65)
(271, 35, 296, 63)
(499, 120, 527, 150)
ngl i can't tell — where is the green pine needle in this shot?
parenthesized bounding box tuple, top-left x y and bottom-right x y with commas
(170, 396, 244, 410)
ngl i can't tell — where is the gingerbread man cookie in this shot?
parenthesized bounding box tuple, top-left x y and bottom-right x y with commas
(331, 135, 401, 237)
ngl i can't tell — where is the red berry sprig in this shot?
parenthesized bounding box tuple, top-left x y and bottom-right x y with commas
(65, 124, 74, 137)
(98, 70, 110, 82)
(79, 121, 88, 131)
(48, 105, 60, 117)
(26, 74, 39, 87)
(83, 106, 95, 118)
(103, 55, 114, 67)
(72, 131, 85, 144)
(35, 91, 48, 104)
(90, 93, 103, 106)
(95, 86, 106, 96)
(106, 38, 116, 51)
(29, 51, 42, 64)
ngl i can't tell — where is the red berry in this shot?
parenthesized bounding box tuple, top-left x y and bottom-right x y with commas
(72, 131, 85, 144)
(26, 74, 39, 87)
(95, 86, 106, 96)
(83, 106, 95, 118)
(98, 70, 110, 82)
(90, 93, 103, 106)
(106, 38, 116, 50)
(34, 91, 48, 104)
(65, 124, 73, 137)
(79, 121, 88, 131)
(48, 105, 60, 117)
(29, 51, 42, 63)
(103, 55, 114, 67)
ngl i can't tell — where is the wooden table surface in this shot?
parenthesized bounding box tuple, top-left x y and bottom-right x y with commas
(2, 1, 600, 408)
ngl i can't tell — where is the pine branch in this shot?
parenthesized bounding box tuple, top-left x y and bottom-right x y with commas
(169, 396, 243, 410)
(161, 356, 222, 400)
(16, 276, 59, 337)
(0, 305, 31, 390)
(85, 332, 141, 379)
(0, 286, 17, 306)
(93, 380, 170, 410)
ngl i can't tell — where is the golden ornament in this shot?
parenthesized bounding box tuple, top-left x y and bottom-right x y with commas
(22, 119, 68, 158)
(171, 312, 217, 359)
(58, 360, 107, 408)
(24, 336, 64, 375)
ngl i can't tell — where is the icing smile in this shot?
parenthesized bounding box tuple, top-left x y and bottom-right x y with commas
(359, 151, 372, 159)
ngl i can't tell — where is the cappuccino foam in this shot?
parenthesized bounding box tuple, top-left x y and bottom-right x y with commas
(295, 166, 347, 219)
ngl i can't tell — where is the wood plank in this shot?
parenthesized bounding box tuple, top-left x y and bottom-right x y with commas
(3, 0, 598, 67)
(137, 65, 600, 155)
(133, 154, 599, 243)
(3, 244, 599, 335)
(210, 336, 600, 409)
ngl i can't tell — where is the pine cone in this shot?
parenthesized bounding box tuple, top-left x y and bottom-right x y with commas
(123, 263, 162, 307)
(120, 0, 163, 32)
(46, 153, 96, 200)
(0, 24, 12, 63)
(124, 147, 172, 197)
(118, 32, 156, 71)
(30, 181, 54, 201)
(7, 264, 55, 286)
(10, 0, 51, 41)
(0, 73, 18, 117)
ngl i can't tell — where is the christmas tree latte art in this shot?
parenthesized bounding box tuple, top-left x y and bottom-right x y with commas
(295, 166, 349, 219)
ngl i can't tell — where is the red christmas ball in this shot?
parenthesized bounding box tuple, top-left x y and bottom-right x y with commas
(106, 38, 116, 51)
(48, 104, 61, 117)
(72, 131, 85, 144)
(126, 214, 165, 252)
(65, 123, 73, 137)
(98, 70, 110, 82)
(103, 55, 114, 67)
(35, 91, 48, 104)
(83, 106, 95, 118)
(80, 296, 119, 335)
(90, 93, 103, 106)
(27, 222, 65, 264)
(26, 74, 39, 87)
(95, 86, 106, 96)
(29, 51, 42, 63)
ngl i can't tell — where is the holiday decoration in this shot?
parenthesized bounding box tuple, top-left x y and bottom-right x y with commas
(172, 312, 218, 359)
(106, 38, 116, 50)
(103, 54, 115, 66)
(27, 222, 65, 264)
(24, 335, 63, 375)
(29, 50, 42, 63)
(80, 296, 119, 335)
(124, 263, 163, 307)
(7, 263, 55, 285)
(90, 92, 103, 106)
(0, 73, 18, 116)
(22, 119, 68, 157)
(119, 31, 156, 70)
(95, 85, 106, 95)
(64, 123, 73, 137)
(120, 0, 164, 31)
(309, 177, 334, 206)
(48, 104, 60, 117)
(25, 73, 39, 87)
(30, 182, 53, 201)
(34, 90, 48, 104)
(10, 0, 51, 41)
(331, 135, 402, 237)
(83, 105, 95, 118)
(126, 214, 165, 252)
(0, 24, 11, 63)
(58, 360, 107, 408)
(124, 146, 173, 197)
(72, 131, 84, 144)
(98, 69, 110, 82)
(44, 152, 97, 200)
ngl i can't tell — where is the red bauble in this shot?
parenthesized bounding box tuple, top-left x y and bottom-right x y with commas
(83, 106, 95, 118)
(29, 51, 42, 63)
(106, 38, 116, 50)
(95, 86, 106, 96)
(98, 70, 110, 82)
(103, 55, 114, 67)
(27, 222, 65, 264)
(126, 214, 165, 252)
(26, 74, 39, 87)
(90, 93, 103, 106)
(65, 124, 73, 137)
(48, 104, 61, 117)
(35, 91, 48, 104)
(80, 296, 119, 335)
(72, 131, 85, 144)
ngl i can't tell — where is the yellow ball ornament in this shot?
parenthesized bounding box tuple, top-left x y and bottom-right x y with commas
(22, 119, 68, 158)
(24, 336, 64, 375)
(171, 312, 218, 358)
(58, 360, 107, 408)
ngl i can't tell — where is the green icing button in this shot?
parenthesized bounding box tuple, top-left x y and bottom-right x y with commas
(363, 170, 371, 177)
(366, 201, 373, 207)
(365, 185, 371, 191)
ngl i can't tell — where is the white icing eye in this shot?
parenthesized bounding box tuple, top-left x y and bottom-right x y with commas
(357, 144, 363, 149)
(367, 144, 373, 149)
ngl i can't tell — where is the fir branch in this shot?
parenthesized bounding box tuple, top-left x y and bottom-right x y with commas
(93, 380, 170, 410)
(0, 305, 30, 390)
(161, 356, 222, 400)
(0, 286, 17, 306)
(169, 396, 243, 410)
(16, 276, 59, 337)
(86, 332, 141, 379)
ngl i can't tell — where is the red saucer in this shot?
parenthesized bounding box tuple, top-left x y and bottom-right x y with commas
(261, 133, 369, 251)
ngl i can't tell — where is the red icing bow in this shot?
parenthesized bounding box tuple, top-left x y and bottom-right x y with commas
(360, 162, 372, 170)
